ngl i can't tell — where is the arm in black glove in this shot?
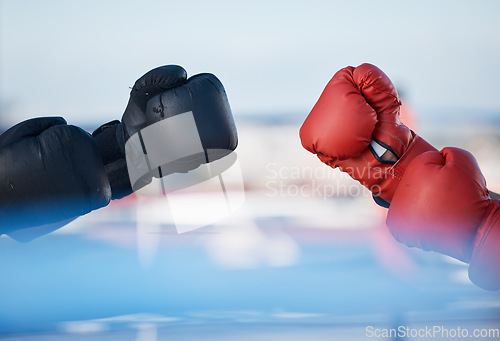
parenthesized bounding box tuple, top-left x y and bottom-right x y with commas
(0, 65, 237, 241)
(0, 117, 111, 241)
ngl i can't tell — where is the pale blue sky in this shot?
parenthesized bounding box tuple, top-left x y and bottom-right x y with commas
(1, 0, 500, 126)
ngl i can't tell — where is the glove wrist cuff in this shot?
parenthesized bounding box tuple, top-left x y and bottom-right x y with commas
(391, 133, 437, 180)
(92, 121, 133, 200)
(375, 133, 437, 206)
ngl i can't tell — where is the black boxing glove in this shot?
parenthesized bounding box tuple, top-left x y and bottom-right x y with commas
(0, 66, 238, 240)
(0, 117, 111, 240)
(93, 65, 237, 198)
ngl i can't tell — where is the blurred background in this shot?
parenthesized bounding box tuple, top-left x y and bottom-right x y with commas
(1, 0, 500, 340)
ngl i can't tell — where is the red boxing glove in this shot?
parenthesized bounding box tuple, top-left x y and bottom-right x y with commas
(387, 147, 500, 290)
(300, 63, 436, 205)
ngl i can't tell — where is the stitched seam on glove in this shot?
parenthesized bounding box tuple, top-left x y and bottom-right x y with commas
(318, 153, 338, 168)
(360, 82, 400, 103)
(391, 134, 423, 180)
(374, 126, 406, 152)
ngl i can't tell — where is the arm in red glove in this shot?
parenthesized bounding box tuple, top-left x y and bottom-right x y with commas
(300, 63, 436, 206)
(386, 147, 500, 290)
